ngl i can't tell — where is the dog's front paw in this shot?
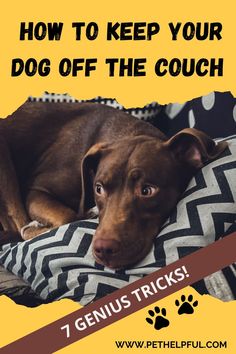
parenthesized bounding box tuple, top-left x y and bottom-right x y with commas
(21, 221, 51, 240)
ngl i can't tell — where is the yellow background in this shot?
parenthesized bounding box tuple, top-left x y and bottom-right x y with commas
(0, 287, 235, 353)
(0, 0, 235, 352)
(0, 0, 236, 116)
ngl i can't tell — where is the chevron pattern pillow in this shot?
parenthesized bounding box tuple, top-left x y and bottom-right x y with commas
(0, 136, 236, 305)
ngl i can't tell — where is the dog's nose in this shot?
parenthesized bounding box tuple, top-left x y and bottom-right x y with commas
(93, 239, 120, 263)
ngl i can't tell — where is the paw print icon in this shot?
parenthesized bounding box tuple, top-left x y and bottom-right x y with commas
(146, 307, 170, 330)
(175, 294, 198, 315)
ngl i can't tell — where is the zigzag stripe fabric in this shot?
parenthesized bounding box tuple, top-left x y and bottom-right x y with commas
(0, 137, 236, 305)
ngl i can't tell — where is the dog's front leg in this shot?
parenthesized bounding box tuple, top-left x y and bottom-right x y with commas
(0, 137, 30, 234)
(22, 190, 78, 240)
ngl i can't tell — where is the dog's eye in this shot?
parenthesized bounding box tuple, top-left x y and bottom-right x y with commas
(95, 182, 105, 195)
(141, 185, 156, 196)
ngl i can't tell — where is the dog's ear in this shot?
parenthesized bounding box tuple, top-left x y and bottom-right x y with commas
(79, 142, 110, 218)
(165, 128, 228, 169)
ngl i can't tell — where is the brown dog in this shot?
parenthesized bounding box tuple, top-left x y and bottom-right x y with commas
(0, 101, 227, 269)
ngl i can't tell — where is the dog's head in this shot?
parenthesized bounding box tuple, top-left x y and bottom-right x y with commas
(80, 129, 227, 269)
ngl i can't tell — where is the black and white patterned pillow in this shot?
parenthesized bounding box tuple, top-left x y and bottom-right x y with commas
(0, 136, 235, 305)
(154, 91, 236, 139)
